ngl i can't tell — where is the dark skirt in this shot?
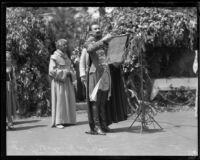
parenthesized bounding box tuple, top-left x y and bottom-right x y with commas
(105, 65, 128, 125)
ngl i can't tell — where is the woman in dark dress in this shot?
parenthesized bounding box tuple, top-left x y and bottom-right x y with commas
(105, 63, 128, 126)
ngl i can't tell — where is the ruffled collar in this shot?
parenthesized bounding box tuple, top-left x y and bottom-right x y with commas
(55, 49, 68, 60)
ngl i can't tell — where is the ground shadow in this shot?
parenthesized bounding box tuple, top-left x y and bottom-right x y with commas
(62, 121, 88, 127)
(75, 121, 88, 126)
(7, 125, 47, 131)
(111, 125, 165, 134)
(159, 121, 197, 128)
(13, 120, 41, 125)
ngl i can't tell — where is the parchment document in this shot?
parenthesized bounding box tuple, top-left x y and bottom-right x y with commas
(106, 34, 128, 64)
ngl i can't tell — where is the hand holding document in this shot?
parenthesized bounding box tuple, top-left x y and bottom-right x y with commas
(102, 33, 114, 43)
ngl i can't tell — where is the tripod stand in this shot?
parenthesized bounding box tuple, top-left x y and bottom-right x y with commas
(128, 50, 163, 133)
(129, 102, 163, 133)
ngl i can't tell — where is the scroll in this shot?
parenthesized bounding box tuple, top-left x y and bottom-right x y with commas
(106, 34, 129, 64)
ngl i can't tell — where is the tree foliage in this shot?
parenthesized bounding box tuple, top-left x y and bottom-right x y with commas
(99, 7, 197, 72)
(98, 7, 197, 100)
(6, 7, 55, 116)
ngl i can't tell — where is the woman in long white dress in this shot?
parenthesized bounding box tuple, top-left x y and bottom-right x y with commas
(49, 39, 76, 129)
(6, 51, 18, 130)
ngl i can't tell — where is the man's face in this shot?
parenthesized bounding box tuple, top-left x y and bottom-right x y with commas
(91, 24, 101, 37)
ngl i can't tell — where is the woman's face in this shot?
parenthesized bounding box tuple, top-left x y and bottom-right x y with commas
(57, 40, 68, 54)
(62, 42, 68, 54)
(58, 42, 68, 55)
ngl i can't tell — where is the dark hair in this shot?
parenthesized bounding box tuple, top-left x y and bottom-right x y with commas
(89, 22, 100, 31)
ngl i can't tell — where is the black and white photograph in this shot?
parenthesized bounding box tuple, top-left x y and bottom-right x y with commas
(1, 2, 199, 157)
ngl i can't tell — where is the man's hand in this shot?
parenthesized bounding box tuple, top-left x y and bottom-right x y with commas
(101, 34, 113, 43)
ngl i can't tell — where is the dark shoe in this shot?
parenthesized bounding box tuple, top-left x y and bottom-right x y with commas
(85, 129, 98, 135)
(94, 126, 106, 135)
(101, 126, 111, 132)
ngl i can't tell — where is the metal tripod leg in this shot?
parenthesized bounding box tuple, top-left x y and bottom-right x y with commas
(129, 108, 163, 131)
(147, 112, 163, 130)
(129, 110, 142, 128)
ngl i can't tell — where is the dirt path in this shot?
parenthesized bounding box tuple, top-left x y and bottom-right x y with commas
(6, 110, 198, 156)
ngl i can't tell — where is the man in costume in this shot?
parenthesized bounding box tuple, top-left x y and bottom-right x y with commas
(84, 23, 113, 135)
(80, 49, 128, 129)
